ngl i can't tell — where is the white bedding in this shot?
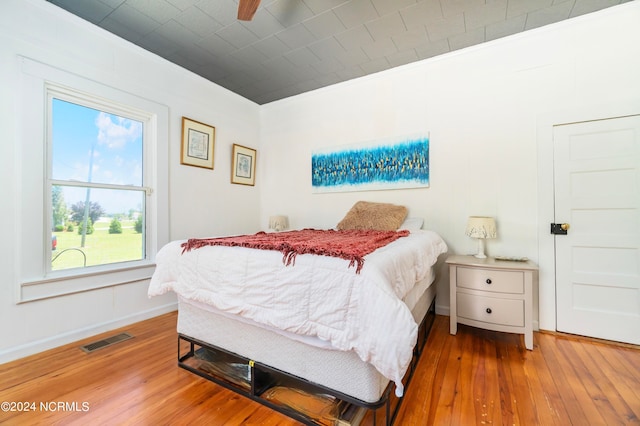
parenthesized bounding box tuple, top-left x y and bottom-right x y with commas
(148, 229, 447, 396)
(179, 268, 435, 352)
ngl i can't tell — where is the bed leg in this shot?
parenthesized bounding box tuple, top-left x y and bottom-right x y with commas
(177, 334, 196, 363)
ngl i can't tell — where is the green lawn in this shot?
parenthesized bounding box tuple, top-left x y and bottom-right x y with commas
(52, 220, 143, 270)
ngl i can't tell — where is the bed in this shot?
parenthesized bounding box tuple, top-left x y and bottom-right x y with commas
(148, 202, 448, 424)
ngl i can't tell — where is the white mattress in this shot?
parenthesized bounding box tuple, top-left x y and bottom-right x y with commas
(178, 278, 436, 403)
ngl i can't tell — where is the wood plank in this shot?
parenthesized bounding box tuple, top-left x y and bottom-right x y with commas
(567, 337, 632, 423)
(394, 315, 447, 424)
(495, 333, 518, 425)
(454, 327, 479, 425)
(522, 333, 570, 425)
(554, 338, 608, 424)
(593, 343, 640, 422)
(503, 338, 538, 425)
(431, 322, 463, 425)
(422, 315, 452, 425)
(1, 312, 639, 425)
(477, 328, 502, 426)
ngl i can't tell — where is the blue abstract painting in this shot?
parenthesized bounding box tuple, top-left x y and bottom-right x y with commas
(312, 134, 429, 193)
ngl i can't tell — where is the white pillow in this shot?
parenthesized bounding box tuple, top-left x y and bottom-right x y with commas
(399, 217, 424, 231)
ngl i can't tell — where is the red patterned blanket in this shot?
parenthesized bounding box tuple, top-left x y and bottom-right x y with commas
(181, 228, 410, 273)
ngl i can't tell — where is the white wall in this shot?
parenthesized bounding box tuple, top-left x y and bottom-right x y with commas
(259, 2, 640, 326)
(1, 1, 638, 363)
(0, 0, 261, 363)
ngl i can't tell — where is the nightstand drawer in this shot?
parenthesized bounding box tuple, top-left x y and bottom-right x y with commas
(457, 293, 524, 327)
(457, 266, 524, 294)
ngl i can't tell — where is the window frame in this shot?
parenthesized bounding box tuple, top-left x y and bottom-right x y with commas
(46, 87, 151, 274)
(17, 57, 169, 303)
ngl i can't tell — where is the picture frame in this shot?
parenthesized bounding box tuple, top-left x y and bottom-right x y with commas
(181, 117, 215, 169)
(312, 133, 429, 193)
(231, 144, 256, 186)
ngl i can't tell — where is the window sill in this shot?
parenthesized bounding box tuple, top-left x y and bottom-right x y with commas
(19, 263, 156, 303)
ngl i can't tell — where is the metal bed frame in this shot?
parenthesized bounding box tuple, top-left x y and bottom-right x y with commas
(177, 298, 436, 425)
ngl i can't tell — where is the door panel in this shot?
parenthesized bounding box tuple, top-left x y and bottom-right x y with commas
(554, 115, 640, 345)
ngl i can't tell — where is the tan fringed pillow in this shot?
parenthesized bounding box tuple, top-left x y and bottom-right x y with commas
(336, 201, 408, 231)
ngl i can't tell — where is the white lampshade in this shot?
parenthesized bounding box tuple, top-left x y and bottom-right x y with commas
(268, 215, 289, 232)
(465, 216, 497, 258)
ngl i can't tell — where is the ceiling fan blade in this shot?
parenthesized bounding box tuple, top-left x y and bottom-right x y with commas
(237, 0, 261, 21)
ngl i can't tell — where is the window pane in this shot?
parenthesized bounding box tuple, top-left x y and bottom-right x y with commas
(51, 98, 143, 186)
(51, 185, 145, 271)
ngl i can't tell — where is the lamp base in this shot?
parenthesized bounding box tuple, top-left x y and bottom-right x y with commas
(474, 239, 487, 258)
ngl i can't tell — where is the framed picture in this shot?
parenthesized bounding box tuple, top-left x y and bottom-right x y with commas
(181, 117, 215, 169)
(231, 144, 256, 186)
(312, 133, 429, 193)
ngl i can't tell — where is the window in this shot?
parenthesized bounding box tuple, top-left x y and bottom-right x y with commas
(18, 57, 169, 302)
(49, 94, 148, 272)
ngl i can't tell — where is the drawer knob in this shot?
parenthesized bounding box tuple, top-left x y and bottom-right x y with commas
(486, 308, 492, 314)
(485, 278, 492, 284)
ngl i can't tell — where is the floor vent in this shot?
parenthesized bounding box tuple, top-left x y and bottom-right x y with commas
(80, 332, 133, 353)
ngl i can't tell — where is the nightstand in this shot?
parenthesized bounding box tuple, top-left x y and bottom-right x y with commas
(447, 255, 537, 350)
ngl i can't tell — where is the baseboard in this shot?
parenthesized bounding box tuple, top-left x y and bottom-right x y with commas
(435, 303, 450, 317)
(0, 302, 177, 365)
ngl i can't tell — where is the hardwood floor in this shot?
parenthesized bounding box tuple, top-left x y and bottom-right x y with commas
(0, 312, 638, 425)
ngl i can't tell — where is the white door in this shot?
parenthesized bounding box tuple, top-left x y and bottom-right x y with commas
(554, 115, 640, 345)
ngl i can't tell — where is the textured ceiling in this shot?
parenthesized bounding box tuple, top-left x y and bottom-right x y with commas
(46, 0, 629, 105)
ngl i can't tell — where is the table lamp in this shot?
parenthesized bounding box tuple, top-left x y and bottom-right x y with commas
(268, 215, 289, 232)
(465, 216, 497, 258)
